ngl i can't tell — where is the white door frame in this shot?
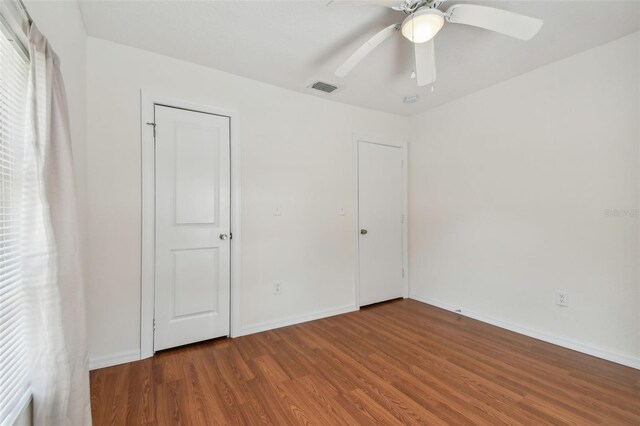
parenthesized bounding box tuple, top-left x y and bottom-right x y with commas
(353, 134, 409, 307)
(140, 92, 241, 359)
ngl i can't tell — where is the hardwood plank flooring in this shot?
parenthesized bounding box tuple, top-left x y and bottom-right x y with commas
(90, 299, 640, 425)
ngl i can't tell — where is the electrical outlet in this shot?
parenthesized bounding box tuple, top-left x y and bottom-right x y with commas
(273, 281, 282, 295)
(273, 207, 281, 216)
(555, 291, 568, 307)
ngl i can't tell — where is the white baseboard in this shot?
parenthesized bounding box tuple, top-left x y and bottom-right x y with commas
(91, 306, 357, 369)
(238, 304, 359, 337)
(89, 349, 141, 370)
(410, 293, 640, 370)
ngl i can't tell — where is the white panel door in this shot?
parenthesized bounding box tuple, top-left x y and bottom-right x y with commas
(154, 105, 230, 351)
(358, 141, 404, 306)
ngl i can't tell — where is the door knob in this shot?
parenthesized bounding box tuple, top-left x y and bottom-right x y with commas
(360, 229, 368, 235)
(219, 233, 229, 240)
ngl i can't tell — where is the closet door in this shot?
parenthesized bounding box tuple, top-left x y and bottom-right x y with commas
(154, 105, 231, 351)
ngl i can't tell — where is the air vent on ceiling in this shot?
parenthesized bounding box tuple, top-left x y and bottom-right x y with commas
(309, 81, 338, 94)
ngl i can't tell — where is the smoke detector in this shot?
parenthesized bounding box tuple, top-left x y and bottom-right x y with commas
(403, 95, 420, 104)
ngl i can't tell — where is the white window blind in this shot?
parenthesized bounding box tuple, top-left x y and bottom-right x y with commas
(0, 19, 29, 425)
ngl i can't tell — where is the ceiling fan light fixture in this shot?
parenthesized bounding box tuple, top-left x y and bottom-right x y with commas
(401, 8, 445, 43)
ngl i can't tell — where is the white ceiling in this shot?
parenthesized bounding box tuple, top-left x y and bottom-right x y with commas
(77, 0, 640, 116)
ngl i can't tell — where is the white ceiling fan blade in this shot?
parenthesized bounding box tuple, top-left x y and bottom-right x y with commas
(414, 39, 436, 86)
(445, 4, 543, 41)
(335, 24, 398, 77)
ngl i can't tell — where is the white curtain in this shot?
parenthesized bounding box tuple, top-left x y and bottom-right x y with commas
(22, 23, 91, 426)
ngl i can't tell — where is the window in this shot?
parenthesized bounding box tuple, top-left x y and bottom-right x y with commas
(0, 18, 30, 425)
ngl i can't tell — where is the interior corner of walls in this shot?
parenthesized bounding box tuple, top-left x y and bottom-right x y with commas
(408, 295, 640, 371)
(89, 349, 141, 371)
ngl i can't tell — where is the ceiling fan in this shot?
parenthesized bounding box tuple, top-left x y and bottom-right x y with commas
(330, 0, 543, 87)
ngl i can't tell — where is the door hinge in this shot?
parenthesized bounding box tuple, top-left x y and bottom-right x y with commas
(229, 232, 233, 240)
(146, 122, 156, 138)
(402, 268, 405, 278)
(401, 213, 405, 223)
(400, 159, 404, 168)
(153, 318, 156, 332)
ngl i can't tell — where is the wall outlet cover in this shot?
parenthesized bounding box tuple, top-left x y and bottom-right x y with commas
(555, 291, 569, 307)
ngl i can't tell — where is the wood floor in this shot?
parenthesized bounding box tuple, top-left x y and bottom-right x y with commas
(90, 299, 640, 425)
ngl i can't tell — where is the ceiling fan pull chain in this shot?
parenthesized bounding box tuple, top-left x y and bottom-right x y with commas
(411, 14, 417, 78)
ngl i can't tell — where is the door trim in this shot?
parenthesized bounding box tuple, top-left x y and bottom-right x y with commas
(140, 92, 241, 359)
(353, 134, 409, 308)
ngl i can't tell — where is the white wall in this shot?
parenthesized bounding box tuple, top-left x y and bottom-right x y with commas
(409, 32, 640, 365)
(85, 37, 408, 362)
